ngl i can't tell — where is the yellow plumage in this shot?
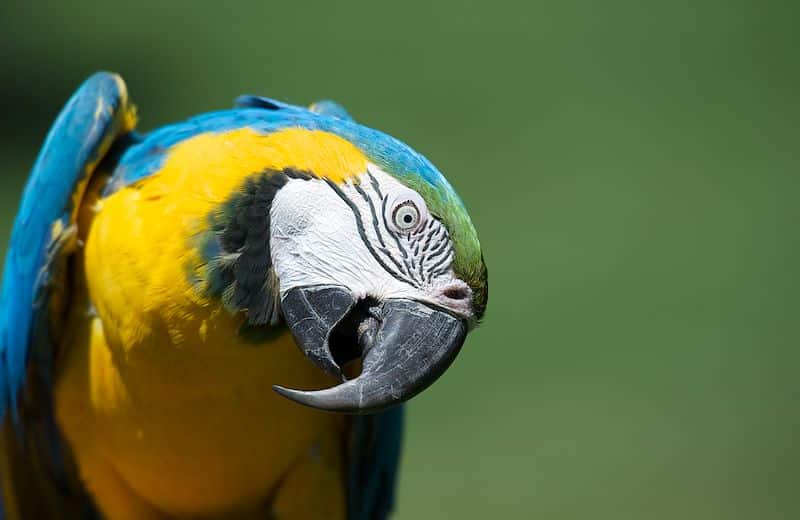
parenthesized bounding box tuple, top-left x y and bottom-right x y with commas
(55, 127, 370, 518)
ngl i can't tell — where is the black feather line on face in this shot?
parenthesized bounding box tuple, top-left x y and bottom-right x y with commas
(369, 172, 458, 288)
(323, 179, 415, 287)
(428, 250, 455, 280)
(202, 168, 311, 330)
(355, 181, 417, 281)
(355, 179, 420, 282)
(369, 172, 410, 262)
(354, 182, 387, 250)
(426, 231, 450, 260)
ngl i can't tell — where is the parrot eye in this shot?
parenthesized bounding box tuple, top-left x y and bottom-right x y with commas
(394, 203, 420, 230)
(386, 190, 427, 233)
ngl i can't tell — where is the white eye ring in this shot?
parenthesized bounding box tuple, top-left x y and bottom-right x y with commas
(386, 190, 427, 233)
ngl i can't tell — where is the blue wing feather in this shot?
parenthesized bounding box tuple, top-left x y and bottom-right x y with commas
(348, 407, 404, 520)
(0, 72, 131, 418)
(0, 72, 132, 518)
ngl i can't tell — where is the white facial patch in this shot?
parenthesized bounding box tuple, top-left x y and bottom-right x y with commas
(270, 165, 473, 317)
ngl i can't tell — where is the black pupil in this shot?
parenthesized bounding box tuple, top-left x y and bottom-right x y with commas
(403, 214, 414, 224)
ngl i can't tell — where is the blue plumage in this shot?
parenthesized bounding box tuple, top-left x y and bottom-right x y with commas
(104, 96, 462, 211)
(0, 73, 128, 419)
(348, 407, 405, 520)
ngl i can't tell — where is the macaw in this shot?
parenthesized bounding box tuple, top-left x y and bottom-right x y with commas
(0, 72, 488, 519)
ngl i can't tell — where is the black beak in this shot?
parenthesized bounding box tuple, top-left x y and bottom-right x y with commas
(276, 285, 467, 414)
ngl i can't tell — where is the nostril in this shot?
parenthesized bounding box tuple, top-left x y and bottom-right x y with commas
(443, 285, 470, 301)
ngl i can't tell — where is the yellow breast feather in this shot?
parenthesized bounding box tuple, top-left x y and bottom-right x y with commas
(58, 127, 356, 517)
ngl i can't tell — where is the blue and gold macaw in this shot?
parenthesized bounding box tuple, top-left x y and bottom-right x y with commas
(0, 73, 487, 519)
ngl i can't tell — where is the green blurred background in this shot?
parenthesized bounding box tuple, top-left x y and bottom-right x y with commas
(1, 1, 798, 518)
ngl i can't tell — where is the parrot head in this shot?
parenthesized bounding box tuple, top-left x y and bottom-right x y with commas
(197, 98, 488, 414)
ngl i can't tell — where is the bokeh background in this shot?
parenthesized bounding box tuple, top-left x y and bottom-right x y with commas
(1, 1, 798, 518)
